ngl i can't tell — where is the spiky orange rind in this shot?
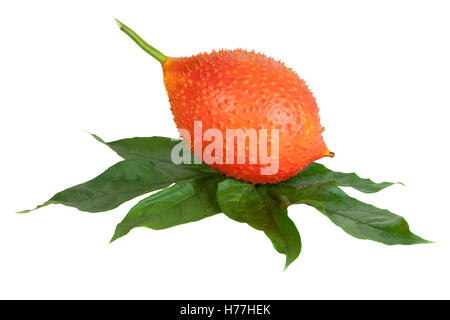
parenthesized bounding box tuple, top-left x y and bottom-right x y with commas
(162, 50, 330, 184)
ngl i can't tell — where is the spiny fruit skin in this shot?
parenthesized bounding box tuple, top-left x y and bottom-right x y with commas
(162, 49, 331, 184)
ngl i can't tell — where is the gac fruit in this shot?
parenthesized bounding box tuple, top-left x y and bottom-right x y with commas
(116, 20, 333, 184)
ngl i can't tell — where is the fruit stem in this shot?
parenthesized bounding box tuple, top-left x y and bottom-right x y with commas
(325, 150, 335, 158)
(115, 19, 167, 63)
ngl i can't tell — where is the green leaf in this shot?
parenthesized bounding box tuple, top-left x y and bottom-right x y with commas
(111, 176, 223, 242)
(278, 162, 399, 194)
(91, 134, 181, 162)
(20, 159, 215, 213)
(217, 179, 301, 269)
(91, 134, 212, 172)
(269, 182, 429, 245)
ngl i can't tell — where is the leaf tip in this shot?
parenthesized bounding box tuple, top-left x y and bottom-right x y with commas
(16, 201, 54, 214)
(401, 232, 433, 245)
(16, 209, 31, 214)
(109, 232, 121, 244)
(283, 257, 295, 271)
(416, 237, 433, 244)
(87, 132, 106, 145)
(110, 227, 126, 244)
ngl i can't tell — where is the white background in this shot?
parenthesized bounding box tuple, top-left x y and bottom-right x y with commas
(1, 0, 449, 299)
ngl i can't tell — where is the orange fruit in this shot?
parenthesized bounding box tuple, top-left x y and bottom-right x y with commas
(116, 20, 333, 184)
